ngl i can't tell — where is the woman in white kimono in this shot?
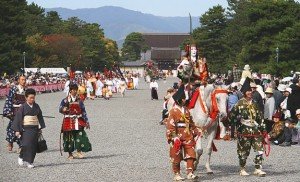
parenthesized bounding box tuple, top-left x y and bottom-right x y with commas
(63, 79, 70, 96)
(95, 78, 104, 98)
(119, 78, 127, 97)
(85, 79, 93, 100)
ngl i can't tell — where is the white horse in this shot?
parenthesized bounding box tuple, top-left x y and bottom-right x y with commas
(190, 84, 228, 174)
(168, 58, 229, 173)
(167, 84, 228, 174)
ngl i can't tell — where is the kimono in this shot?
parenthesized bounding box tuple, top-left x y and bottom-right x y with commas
(165, 105, 200, 174)
(95, 80, 104, 97)
(63, 80, 70, 96)
(11, 102, 45, 164)
(59, 96, 91, 153)
(3, 85, 26, 145)
(119, 80, 126, 96)
(150, 81, 158, 100)
(230, 98, 266, 168)
(133, 77, 139, 89)
(85, 80, 93, 99)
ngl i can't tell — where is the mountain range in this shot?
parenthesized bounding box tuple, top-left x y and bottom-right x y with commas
(45, 6, 200, 47)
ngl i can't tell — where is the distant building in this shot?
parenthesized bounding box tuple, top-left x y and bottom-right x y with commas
(141, 33, 190, 70)
(120, 60, 147, 77)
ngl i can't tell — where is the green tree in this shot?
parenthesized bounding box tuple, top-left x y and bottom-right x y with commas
(44, 11, 63, 34)
(121, 32, 148, 61)
(0, 0, 27, 74)
(192, 5, 227, 72)
(224, 0, 300, 75)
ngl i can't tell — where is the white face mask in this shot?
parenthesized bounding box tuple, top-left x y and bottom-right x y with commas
(191, 46, 197, 57)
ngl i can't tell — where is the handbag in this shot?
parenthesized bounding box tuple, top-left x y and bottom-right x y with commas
(37, 133, 48, 153)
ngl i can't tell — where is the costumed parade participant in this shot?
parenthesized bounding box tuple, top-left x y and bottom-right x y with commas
(229, 77, 267, 177)
(95, 77, 104, 98)
(150, 79, 158, 100)
(85, 74, 94, 100)
(63, 78, 70, 96)
(59, 84, 92, 159)
(3, 75, 26, 152)
(78, 83, 87, 102)
(165, 86, 201, 181)
(12, 88, 46, 168)
(127, 77, 134, 90)
(176, 44, 209, 105)
(102, 84, 110, 100)
(133, 75, 139, 89)
(119, 78, 127, 97)
(89, 74, 97, 98)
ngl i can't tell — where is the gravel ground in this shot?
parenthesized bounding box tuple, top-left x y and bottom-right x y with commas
(0, 77, 299, 182)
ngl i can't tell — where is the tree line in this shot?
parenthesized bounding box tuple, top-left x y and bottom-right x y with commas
(121, 0, 300, 77)
(191, 0, 300, 76)
(0, 0, 119, 75)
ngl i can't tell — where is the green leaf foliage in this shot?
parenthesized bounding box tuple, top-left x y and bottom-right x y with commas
(0, 1, 119, 74)
(192, 0, 300, 75)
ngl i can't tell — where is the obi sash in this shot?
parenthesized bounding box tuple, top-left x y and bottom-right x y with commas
(23, 115, 39, 126)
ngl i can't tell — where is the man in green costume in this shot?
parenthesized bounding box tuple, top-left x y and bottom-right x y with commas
(59, 84, 92, 159)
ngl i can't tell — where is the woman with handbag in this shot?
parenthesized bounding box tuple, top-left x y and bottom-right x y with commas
(11, 88, 46, 168)
(59, 84, 92, 160)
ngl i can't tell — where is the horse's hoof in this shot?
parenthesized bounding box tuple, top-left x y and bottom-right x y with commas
(207, 171, 214, 175)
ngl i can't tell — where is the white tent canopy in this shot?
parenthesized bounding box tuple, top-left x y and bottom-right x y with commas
(25, 68, 67, 74)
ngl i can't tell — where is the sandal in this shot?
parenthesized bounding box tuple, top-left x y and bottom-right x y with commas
(74, 151, 85, 159)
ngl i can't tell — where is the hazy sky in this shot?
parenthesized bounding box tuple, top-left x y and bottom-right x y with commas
(26, 0, 229, 17)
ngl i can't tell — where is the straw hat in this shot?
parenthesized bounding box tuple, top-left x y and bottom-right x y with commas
(244, 64, 250, 70)
(265, 87, 273, 94)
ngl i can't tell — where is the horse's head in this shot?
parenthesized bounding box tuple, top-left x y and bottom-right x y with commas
(212, 87, 228, 120)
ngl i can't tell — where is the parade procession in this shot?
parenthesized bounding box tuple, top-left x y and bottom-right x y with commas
(1, 0, 300, 182)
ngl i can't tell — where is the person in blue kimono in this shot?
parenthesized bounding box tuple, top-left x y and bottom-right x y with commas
(3, 75, 26, 152)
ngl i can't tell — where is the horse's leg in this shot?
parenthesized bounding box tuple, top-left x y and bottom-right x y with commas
(194, 136, 203, 171)
(219, 121, 226, 139)
(205, 123, 218, 174)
